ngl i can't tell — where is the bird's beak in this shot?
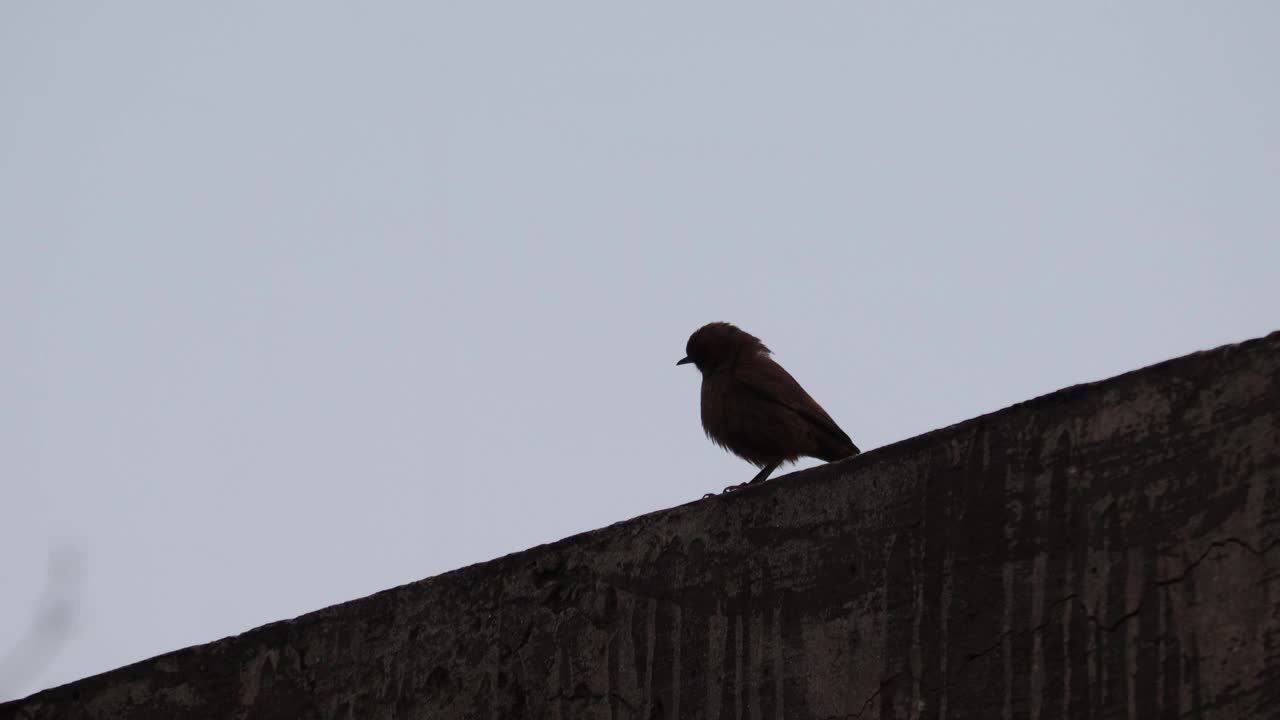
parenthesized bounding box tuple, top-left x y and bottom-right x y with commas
(677, 356, 693, 366)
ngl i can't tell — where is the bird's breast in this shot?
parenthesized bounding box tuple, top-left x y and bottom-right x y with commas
(700, 372, 765, 454)
(699, 374, 734, 442)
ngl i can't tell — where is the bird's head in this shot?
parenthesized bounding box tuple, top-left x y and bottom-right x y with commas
(677, 322, 770, 373)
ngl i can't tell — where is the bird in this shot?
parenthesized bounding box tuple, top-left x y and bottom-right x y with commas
(678, 322, 860, 493)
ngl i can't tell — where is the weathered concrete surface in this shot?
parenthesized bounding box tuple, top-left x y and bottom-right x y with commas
(4, 332, 1279, 720)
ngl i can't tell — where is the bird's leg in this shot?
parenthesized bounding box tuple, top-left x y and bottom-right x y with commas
(720, 460, 782, 494)
(749, 460, 781, 484)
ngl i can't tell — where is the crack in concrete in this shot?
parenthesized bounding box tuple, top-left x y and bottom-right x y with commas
(1152, 536, 1280, 588)
(845, 671, 900, 720)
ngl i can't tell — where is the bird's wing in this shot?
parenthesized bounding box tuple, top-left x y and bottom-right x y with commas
(734, 356, 859, 456)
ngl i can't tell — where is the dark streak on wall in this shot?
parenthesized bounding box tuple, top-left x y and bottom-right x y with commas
(4, 331, 1279, 720)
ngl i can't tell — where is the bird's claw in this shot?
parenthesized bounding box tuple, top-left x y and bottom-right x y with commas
(703, 483, 748, 498)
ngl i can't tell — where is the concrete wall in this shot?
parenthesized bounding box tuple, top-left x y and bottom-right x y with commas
(4, 331, 1278, 720)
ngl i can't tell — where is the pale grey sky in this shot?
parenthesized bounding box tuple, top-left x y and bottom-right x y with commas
(2, 1, 1278, 700)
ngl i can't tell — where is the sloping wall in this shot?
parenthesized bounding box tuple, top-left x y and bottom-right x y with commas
(4, 331, 1278, 720)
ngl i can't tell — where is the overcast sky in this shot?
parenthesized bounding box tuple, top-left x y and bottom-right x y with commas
(3, 1, 1278, 701)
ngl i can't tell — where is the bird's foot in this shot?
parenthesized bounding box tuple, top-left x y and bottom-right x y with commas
(704, 462, 783, 498)
(702, 482, 748, 498)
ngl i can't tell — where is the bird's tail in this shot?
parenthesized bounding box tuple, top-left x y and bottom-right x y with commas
(815, 434, 860, 462)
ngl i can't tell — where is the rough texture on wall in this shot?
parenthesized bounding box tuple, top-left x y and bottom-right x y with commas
(4, 331, 1279, 720)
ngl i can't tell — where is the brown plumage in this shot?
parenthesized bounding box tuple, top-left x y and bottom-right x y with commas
(678, 322, 860, 491)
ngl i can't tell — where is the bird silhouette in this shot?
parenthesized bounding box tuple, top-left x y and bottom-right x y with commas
(678, 322, 860, 493)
